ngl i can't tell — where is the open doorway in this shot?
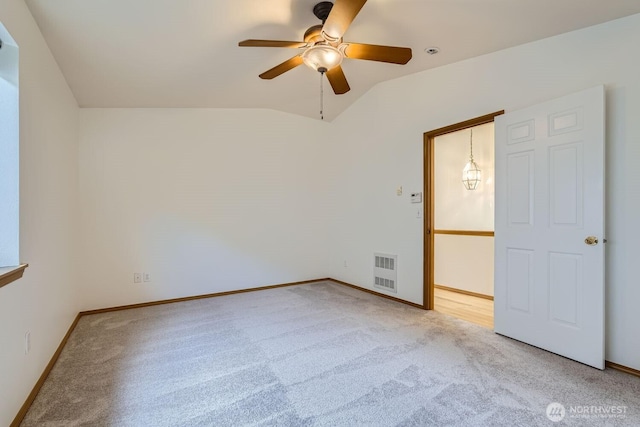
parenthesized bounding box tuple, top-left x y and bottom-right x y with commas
(423, 111, 503, 328)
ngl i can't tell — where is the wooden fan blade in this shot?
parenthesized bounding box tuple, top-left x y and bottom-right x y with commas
(326, 66, 350, 94)
(259, 55, 304, 80)
(343, 43, 412, 64)
(239, 39, 307, 48)
(322, 0, 367, 41)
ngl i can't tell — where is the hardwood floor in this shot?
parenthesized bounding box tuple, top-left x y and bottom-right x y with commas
(434, 288, 494, 329)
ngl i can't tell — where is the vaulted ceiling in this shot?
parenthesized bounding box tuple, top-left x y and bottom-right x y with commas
(25, 0, 640, 120)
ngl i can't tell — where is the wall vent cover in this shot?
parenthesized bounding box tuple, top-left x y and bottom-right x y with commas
(374, 253, 397, 293)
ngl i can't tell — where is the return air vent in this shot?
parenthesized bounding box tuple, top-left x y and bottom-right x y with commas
(374, 253, 397, 293)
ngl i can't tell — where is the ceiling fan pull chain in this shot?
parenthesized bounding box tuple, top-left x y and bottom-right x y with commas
(319, 67, 327, 120)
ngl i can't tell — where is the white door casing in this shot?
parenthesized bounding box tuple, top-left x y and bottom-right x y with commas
(494, 86, 605, 369)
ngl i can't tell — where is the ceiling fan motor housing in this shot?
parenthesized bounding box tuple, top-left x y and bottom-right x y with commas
(313, 1, 334, 23)
(304, 25, 324, 43)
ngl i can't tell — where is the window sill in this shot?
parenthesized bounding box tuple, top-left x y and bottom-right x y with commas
(0, 264, 28, 289)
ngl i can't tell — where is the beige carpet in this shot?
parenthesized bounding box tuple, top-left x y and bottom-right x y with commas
(21, 281, 640, 426)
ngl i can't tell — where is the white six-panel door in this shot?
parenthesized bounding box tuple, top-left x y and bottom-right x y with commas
(494, 86, 605, 369)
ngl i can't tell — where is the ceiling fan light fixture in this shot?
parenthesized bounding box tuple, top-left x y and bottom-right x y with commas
(302, 44, 343, 72)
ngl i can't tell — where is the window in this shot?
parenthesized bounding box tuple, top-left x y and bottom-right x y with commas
(0, 22, 23, 287)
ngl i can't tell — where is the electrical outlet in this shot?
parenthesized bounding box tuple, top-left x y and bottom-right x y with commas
(133, 273, 142, 283)
(25, 331, 30, 355)
(143, 272, 151, 282)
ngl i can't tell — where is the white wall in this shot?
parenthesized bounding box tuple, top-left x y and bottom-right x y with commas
(78, 108, 331, 310)
(328, 13, 640, 370)
(435, 235, 494, 296)
(0, 0, 79, 424)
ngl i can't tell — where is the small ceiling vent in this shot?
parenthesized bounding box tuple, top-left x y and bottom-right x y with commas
(374, 253, 397, 293)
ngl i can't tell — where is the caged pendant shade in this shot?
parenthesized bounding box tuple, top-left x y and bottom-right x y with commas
(462, 128, 481, 190)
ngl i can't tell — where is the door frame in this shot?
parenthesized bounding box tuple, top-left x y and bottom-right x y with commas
(422, 111, 504, 309)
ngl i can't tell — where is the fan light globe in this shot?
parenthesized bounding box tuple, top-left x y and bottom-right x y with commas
(302, 45, 343, 71)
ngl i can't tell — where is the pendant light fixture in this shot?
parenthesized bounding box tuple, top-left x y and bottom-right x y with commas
(462, 128, 481, 190)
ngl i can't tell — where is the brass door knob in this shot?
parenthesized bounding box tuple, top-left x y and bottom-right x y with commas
(585, 236, 598, 246)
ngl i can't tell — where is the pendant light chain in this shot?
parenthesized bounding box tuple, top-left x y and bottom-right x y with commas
(469, 128, 474, 161)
